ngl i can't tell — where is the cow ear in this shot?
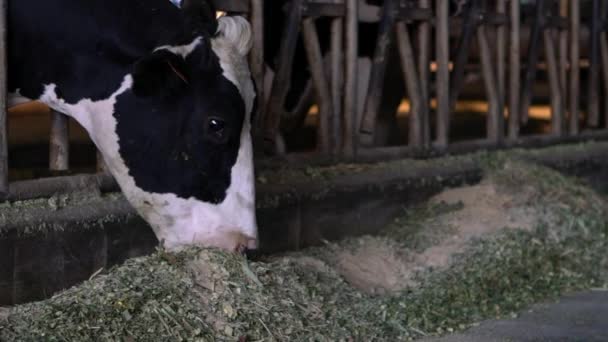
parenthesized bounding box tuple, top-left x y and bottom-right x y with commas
(131, 51, 189, 98)
(180, 0, 218, 35)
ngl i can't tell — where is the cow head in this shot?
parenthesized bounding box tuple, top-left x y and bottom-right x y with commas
(95, 2, 258, 253)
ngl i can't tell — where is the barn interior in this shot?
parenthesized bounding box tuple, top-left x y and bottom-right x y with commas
(3, 0, 608, 340)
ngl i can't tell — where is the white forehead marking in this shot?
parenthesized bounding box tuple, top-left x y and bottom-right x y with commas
(154, 37, 202, 59)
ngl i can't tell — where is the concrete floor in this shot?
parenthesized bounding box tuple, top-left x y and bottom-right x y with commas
(424, 290, 608, 342)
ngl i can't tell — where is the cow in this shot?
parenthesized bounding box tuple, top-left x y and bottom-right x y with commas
(8, 0, 259, 253)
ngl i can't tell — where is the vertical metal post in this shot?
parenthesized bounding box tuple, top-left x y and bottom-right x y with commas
(0, 0, 7, 195)
(49, 111, 69, 171)
(496, 0, 506, 122)
(544, 28, 564, 136)
(569, 0, 580, 134)
(449, 0, 478, 111)
(477, 25, 503, 143)
(435, 0, 450, 147)
(395, 21, 426, 147)
(520, 0, 545, 124)
(559, 0, 568, 124)
(508, 0, 520, 140)
(418, 0, 431, 146)
(359, 0, 397, 147)
(330, 17, 344, 155)
(343, 0, 358, 157)
(587, 0, 600, 127)
(250, 0, 265, 132)
(263, 0, 303, 155)
(600, 1, 608, 128)
(302, 18, 332, 154)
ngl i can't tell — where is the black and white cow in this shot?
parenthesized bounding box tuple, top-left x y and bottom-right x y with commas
(8, 0, 258, 252)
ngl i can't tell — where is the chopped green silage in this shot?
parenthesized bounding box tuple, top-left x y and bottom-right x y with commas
(2, 157, 608, 341)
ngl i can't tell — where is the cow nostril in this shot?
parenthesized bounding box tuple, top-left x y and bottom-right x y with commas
(243, 248, 261, 260)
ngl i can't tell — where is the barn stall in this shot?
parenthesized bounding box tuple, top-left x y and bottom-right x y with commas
(2, 0, 608, 340)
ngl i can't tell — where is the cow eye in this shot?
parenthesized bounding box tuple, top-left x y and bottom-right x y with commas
(208, 117, 226, 136)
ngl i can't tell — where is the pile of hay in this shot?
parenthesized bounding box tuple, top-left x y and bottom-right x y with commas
(2, 158, 608, 341)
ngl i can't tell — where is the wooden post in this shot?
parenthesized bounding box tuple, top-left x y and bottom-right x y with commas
(249, 0, 264, 132)
(49, 110, 70, 171)
(544, 28, 564, 136)
(330, 17, 344, 155)
(343, 0, 358, 157)
(508, 0, 520, 140)
(587, 0, 600, 127)
(418, 0, 431, 146)
(569, 0, 580, 134)
(0, 0, 7, 196)
(477, 25, 503, 143)
(435, 0, 450, 147)
(302, 18, 332, 154)
(359, 0, 397, 147)
(395, 21, 426, 147)
(263, 0, 304, 155)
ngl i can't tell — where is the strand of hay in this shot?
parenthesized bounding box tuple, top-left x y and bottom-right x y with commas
(2, 158, 608, 341)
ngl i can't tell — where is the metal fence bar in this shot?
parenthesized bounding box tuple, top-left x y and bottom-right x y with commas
(359, 0, 397, 147)
(249, 0, 264, 132)
(508, 0, 520, 140)
(559, 0, 568, 133)
(601, 0, 608, 129)
(5, 173, 118, 202)
(496, 0, 506, 126)
(0, 0, 7, 196)
(49, 110, 69, 171)
(435, 0, 449, 148)
(343, 0, 358, 157)
(587, 0, 600, 127)
(449, 0, 478, 112)
(262, 0, 303, 155)
(330, 17, 344, 155)
(357, 129, 608, 162)
(544, 27, 564, 136)
(569, 0, 580, 134)
(302, 17, 332, 154)
(395, 21, 425, 147)
(418, 0, 431, 147)
(477, 25, 502, 143)
(520, 0, 545, 124)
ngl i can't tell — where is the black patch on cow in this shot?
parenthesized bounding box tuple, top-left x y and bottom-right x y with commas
(7, 0, 218, 102)
(132, 50, 191, 98)
(116, 45, 246, 203)
(7, 0, 189, 102)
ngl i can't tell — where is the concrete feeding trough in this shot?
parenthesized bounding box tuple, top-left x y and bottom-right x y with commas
(2, 141, 608, 307)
